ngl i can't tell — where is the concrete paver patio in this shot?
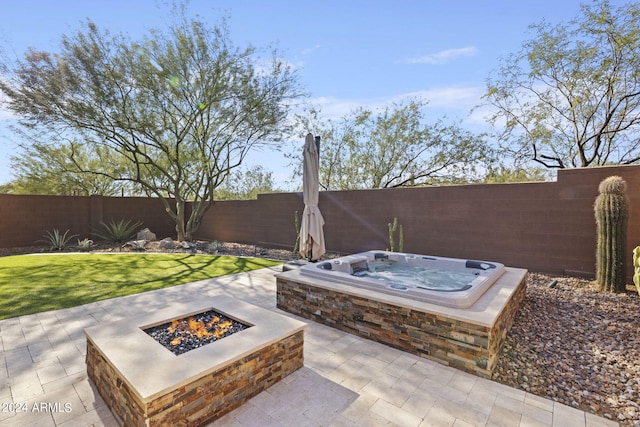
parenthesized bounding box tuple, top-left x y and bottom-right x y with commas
(0, 266, 619, 427)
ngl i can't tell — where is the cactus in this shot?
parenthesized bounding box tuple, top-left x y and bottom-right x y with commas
(293, 211, 301, 254)
(387, 217, 404, 252)
(388, 218, 397, 252)
(594, 176, 629, 292)
(633, 246, 640, 295)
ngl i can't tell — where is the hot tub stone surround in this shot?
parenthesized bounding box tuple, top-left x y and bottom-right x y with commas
(276, 267, 526, 378)
(85, 296, 306, 427)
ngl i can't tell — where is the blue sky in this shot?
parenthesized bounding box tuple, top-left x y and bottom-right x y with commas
(0, 0, 619, 189)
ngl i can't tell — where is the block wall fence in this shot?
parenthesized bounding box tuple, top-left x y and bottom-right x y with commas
(1, 164, 639, 278)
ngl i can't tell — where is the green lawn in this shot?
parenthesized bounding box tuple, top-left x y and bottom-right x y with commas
(0, 253, 281, 320)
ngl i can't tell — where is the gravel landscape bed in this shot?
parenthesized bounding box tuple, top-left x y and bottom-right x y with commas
(0, 240, 304, 260)
(493, 272, 640, 427)
(2, 242, 638, 425)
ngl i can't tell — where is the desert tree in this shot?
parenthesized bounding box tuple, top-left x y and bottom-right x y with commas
(2, 140, 131, 196)
(0, 10, 302, 240)
(291, 99, 492, 190)
(483, 164, 552, 183)
(482, 0, 640, 169)
(214, 165, 280, 200)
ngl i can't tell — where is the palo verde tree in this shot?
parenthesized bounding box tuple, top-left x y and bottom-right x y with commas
(3, 142, 130, 196)
(214, 165, 280, 200)
(482, 0, 640, 169)
(291, 98, 492, 190)
(0, 10, 302, 240)
(483, 164, 552, 183)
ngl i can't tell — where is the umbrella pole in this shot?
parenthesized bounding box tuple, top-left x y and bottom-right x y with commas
(313, 136, 321, 262)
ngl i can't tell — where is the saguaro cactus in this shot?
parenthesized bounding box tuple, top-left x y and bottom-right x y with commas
(387, 217, 404, 252)
(594, 176, 629, 292)
(293, 211, 301, 254)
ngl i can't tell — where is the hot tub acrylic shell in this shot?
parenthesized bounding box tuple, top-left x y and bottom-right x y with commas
(298, 250, 506, 309)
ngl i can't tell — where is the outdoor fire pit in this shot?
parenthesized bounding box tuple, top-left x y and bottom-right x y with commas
(85, 296, 306, 427)
(143, 309, 251, 355)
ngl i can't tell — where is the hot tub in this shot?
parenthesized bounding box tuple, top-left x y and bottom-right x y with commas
(298, 250, 505, 309)
(277, 252, 525, 377)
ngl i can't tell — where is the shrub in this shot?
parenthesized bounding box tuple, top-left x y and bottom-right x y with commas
(77, 238, 94, 252)
(205, 240, 223, 254)
(94, 219, 142, 244)
(123, 240, 147, 251)
(40, 229, 78, 251)
(594, 176, 628, 292)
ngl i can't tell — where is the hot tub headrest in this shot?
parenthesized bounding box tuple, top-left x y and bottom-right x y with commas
(317, 262, 332, 270)
(465, 260, 496, 270)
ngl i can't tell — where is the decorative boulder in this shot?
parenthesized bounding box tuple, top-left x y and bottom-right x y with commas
(159, 237, 175, 249)
(180, 241, 197, 250)
(137, 228, 156, 241)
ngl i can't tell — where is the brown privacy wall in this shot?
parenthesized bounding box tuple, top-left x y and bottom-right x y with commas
(197, 165, 640, 279)
(1, 164, 639, 278)
(0, 195, 92, 248)
(0, 195, 177, 247)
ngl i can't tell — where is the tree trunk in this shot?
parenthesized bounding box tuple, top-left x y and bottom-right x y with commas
(175, 199, 187, 241)
(185, 199, 213, 242)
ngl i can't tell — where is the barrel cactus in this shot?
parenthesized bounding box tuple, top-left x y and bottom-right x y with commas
(594, 176, 629, 292)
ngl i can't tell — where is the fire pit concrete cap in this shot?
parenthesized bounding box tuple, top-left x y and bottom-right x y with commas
(84, 295, 306, 403)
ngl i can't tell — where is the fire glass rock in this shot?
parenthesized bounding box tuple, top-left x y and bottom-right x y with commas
(143, 310, 251, 355)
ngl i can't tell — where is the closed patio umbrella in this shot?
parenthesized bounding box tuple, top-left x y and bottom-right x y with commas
(299, 133, 326, 260)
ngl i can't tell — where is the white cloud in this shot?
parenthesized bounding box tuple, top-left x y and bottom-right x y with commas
(312, 96, 380, 119)
(253, 57, 301, 76)
(0, 109, 16, 121)
(403, 46, 479, 65)
(301, 44, 321, 55)
(467, 102, 497, 127)
(310, 85, 485, 119)
(400, 85, 484, 109)
(0, 92, 17, 121)
(304, 85, 494, 136)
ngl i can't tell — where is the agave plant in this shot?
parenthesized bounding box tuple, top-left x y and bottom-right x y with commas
(39, 228, 78, 251)
(205, 240, 224, 254)
(123, 239, 147, 251)
(94, 219, 142, 244)
(76, 238, 95, 252)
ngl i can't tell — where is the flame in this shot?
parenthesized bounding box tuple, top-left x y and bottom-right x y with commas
(188, 317, 211, 339)
(168, 315, 234, 346)
(214, 320, 233, 338)
(207, 316, 220, 328)
(168, 319, 180, 334)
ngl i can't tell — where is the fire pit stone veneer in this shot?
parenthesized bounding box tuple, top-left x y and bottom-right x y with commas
(85, 296, 306, 427)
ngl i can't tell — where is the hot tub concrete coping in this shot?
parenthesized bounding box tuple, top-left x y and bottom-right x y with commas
(84, 295, 306, 404)
(275, 267, 527, 327)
